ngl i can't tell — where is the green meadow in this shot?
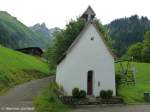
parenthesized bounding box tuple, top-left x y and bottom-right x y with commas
(117, 62, 150, 103)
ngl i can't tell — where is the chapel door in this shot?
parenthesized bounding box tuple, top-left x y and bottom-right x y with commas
(87, 71, 93, 95)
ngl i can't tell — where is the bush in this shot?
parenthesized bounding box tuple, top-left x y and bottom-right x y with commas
(100, 90, 107, 99)
(72, 88, 86, 98)
(79, 90, 86, 98)
(107, 90, 113, 99)
(72, 88, 80, 98)
(100, 90, 113, 99)
(115, 74, 122, 86)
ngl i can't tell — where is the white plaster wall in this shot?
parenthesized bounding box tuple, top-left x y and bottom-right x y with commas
(56, 23, 116, 96)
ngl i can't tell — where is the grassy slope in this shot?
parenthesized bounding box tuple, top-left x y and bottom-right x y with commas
(0, 46, 50, 93)
(117, 62, 150, 103)
(0, 46, 49, 73)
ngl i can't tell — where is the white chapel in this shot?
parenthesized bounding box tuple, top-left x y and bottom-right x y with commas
(56, 6, 116, 96)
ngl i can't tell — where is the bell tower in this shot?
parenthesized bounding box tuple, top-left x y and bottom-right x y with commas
(81, 6, 96, 22)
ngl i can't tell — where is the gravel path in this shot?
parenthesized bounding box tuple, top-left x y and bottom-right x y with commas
(73, 105, 150, 112)
(0, 76, 55, 112)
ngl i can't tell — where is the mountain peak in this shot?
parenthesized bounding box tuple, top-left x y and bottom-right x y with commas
(0, 11, 51, 49)
(41, 22, 46, 27)
(30, 23, 60, 43)
(31, 22, 49, 32)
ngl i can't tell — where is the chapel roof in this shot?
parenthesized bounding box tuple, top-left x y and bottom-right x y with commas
(57, 6, 116, 64)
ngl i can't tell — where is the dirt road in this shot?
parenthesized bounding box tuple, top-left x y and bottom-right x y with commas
(0, 76, 55, 112)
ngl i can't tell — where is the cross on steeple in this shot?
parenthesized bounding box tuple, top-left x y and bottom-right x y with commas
(81, 5, 96, 22)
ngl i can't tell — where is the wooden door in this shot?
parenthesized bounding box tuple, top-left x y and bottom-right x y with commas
(87, 71, 93, 95)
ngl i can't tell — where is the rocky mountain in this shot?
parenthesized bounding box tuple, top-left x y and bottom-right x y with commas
(0, 11, 58, 50)
(30, 23, 60, 47)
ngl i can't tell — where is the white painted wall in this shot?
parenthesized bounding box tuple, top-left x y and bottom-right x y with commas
(56, 23, 116, 96)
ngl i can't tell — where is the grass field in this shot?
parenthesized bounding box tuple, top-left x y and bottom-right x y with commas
(116, 62, 150, 103)
(0, 46, 50, 93)
(0, 46, 49, 73)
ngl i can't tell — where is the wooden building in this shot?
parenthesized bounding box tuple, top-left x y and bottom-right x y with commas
(16, 47, 43, 57)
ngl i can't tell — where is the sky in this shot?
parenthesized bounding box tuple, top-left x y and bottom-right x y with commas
(0, 0, 150, 28)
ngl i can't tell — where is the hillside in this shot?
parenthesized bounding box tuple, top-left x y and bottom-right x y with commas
(117, 62, 150, 103)
(0, 11, 52, 49)
(107, 15, 150, 56)
(0, 46, 50, 93)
